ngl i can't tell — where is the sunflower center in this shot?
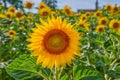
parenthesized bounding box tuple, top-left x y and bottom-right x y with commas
(40, 6, 45, 9)
(65, 9, 71, 14)
(43, 11, 48, 16)
(113, 7, 118, 12)
(16, 12, 22, 18)
(10, 8, 15, 12)
(6, 14, 11, 18)
(98, 28, 104, 32)
(107, 6, 111, 10)
(101, 20, 106, 25)
(96, 13, 101, 16)
(79, 24, 84, 28)
(9, 32, 14, 35)
(113, 22, 119, 29)
(43, 29, 69, 54)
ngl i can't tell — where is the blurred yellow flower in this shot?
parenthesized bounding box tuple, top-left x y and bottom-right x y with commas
(7, 30, 16, 38)
(94, 10, 102, 18)
(112, 5, 119, 13)
(109, 19, 120, 31)
(27, 16, 80, 69)
(98, 17, 109, 25)
(63, 5, 73, 16)
(39, 7, 51, 18)
(80, 14, 87, 21)
(85, 12, 91, 17)
(0, 14, 5, 18)
(15, 11, 24, 20)
(104, 4, 112, 11)
(7, 6, 16, 13)
(95, 25, 105, 32)
(24, 1, 33, 9)
(38, 2, 47, 10)
(5, 11, 13, 19)
(77, 20, 89, 31)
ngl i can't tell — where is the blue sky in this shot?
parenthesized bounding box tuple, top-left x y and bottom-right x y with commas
(23, 0, 120, 12)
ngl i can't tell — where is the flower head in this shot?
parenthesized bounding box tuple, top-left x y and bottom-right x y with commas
(24, 1, 33, 9)
(8, 6, 16, 13)
(109, 19, 120, 31)
(63, 5, 73, 16)
(27, 16, 81, 69)
(104, 4, 112, 11)
(38, 2, 47, 10)
(39, 7, 51, 18)
(7, 30, 16, 38)
(98, 17, 109, 25)
(94, 10, 102, 18)
(95, 25, 105, 32)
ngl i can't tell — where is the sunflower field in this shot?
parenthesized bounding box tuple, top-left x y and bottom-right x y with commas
(0, 1, 120, 80)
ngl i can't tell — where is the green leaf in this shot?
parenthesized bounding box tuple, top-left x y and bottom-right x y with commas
(106, 70, 120, 79)
(107, 45, 116, 52)
(60, 74, 69, 80)
(80, 76, 105, 80)
(73, 65, 103, 80)
(5, 54, 47, 80)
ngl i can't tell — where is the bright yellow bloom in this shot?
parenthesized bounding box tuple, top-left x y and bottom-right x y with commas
(7, 30, 16, 38)
(15, 11, 24, 20)
(112, 5, 119, 13)
(39, 7, 51, 18)
(7, 6, 16, 13)
(0, 14, 5, 18)
(80, 14, 87, 21)
(63, 5, 73, 16)
(109, 19, 120, 31)
(27, 16, 80, 69)
(95, 25, 105, 32)
(98, 17, 109, 25)
(38, 2, 47, 10)
(104, 4, 112, 11)
(85, 12, 91, 17)
(94, 10, 102, 18)
(76, 20, 89, 31)
(24, 1, 33, 9)
(5, 11, 13, 19)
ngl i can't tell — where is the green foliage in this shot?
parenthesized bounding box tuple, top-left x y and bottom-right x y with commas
(6, 54, 52, 80)
(73, 65, 104, 80)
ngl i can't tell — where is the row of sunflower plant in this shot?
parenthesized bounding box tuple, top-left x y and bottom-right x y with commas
(0, 1, 120, 80)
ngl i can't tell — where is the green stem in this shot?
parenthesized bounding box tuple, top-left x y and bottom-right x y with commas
(37, 72, 49, 80)
(58, 67, 63, 79)
(54, 66, 59, 80)
(104, 74, 109, 80)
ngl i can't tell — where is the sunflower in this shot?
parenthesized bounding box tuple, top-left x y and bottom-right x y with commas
(98, 17, 109, 25)
(80, 14, 87, 21)
(39, 7, 51, 18)
(104, 4, 112, 11)
(15, 11, 24, 20)
(24, 1, 33, 9)
(8, 6, 16, 13)
(7, 30, 16, 38)
(95, 25, 105, 32)
(5, 11, 13, 19)
(63, 5, 73, 16)
(112, 5, 119, 13)
(0, 14, 5, 18)
(38, 2, 47, 10)
(76, 20, 89, 31)
(85, 12, 91, 17)
(109, 19, 120, 31)
(94, 10, 102, 18)
(27, 16, 80, 69)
